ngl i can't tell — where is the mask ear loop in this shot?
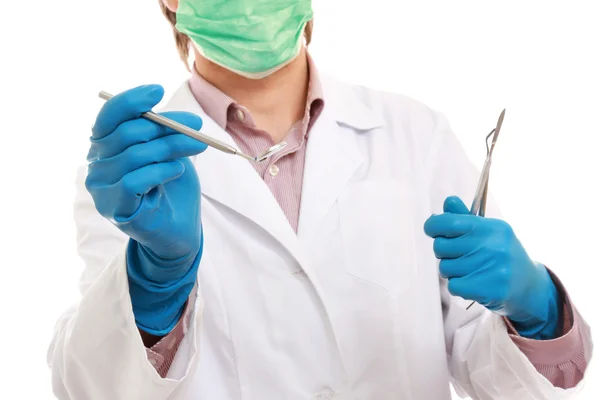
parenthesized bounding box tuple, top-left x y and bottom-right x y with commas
(302, 19, 313, 47)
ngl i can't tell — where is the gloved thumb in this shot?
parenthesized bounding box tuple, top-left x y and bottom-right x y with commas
(443, 196, 470, 214)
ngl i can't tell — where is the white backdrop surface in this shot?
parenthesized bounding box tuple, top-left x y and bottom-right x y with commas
(0, 0, 598, 398)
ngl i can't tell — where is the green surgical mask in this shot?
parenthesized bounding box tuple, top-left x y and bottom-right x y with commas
(175, 0, 313, 79)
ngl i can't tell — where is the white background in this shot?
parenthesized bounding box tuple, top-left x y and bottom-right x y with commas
(0, 0, 598, 398)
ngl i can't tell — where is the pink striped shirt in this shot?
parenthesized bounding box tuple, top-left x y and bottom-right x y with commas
(145, 54, 588, 389)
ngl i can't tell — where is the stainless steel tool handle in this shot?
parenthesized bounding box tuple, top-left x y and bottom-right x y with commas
(98, 91, 240, 156)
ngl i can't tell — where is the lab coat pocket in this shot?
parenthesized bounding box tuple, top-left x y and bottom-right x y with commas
(338, 180, 416, 295)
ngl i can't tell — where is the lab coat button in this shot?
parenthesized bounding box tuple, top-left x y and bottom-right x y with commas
(269, 164, 279, 177)
(314, 388, 335, 399)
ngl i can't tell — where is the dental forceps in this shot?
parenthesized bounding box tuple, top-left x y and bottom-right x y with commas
(98, 91, 287, 163)
(466, 109, 506, 310)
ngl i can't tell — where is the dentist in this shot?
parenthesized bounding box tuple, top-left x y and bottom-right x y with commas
(48, 1, 593, 399)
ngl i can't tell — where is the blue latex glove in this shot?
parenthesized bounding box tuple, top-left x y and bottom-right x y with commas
(86, 84, 207, 335)
(424, 196, 560, 340)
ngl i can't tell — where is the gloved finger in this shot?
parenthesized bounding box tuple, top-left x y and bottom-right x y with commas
(88, 134, 207, 185)
(91, 84, 164, 140)
(433, 231, 486, 259)
(433, 237, 472, 259)
(88, 112, 203, 161)
(443, 196, 470, 214)
(85, 160, 185, 220)
(424, 213, 478, 238)
(447, 275, 487, 303)
(433, 236, 465, 260)
(439, 258, 478, 279)
(113, 161, 186, 219)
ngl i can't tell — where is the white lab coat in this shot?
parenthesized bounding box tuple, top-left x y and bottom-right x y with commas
(48, 73, 590, 400)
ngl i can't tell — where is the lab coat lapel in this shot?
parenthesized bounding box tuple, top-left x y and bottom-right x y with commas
(297, 109, 363, 242)
(297, 73, 385, 242)
(163, 83, 301, 262)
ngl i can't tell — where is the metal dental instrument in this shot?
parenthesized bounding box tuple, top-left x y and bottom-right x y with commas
(466, 109, 506, 310)
(98, 91, 287, 163)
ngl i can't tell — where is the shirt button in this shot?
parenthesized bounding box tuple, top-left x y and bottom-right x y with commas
(268, 164, 279, 177)
(235, 109, 245, 122)
(149, 358, 158, 367)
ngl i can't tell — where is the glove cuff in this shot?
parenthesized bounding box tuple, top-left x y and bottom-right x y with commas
(133, 227, 203, 284)
(510, 264, 561, 340)
(127, 233, 203, 335)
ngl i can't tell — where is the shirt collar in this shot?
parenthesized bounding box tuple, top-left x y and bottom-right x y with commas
(305, 52, 324, 112)
(188, 52, 324, 131)
(188, 67, 236, 130)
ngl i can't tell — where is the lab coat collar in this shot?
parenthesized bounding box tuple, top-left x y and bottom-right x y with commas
(319, 71, 385, 131)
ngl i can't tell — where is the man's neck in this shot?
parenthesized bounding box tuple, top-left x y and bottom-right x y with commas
(193, 48, 309, 143)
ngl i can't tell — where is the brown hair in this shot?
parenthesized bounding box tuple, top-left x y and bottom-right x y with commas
(159, 0, 313, 71)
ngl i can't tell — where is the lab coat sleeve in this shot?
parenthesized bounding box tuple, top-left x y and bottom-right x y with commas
(46, 165, 204, 400)
(425, 113, 592, 399)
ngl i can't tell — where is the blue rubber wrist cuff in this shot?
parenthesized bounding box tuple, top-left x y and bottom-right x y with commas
(513, 277, 561, 340)
(127, 233, 203, 336)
